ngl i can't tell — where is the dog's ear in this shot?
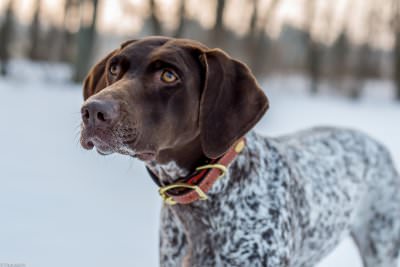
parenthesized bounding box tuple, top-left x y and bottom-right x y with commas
(199, 49, 269, 159)
(83, 49, 117, 100)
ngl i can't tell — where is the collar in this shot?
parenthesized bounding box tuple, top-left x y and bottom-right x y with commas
(146, 138, 246, 205)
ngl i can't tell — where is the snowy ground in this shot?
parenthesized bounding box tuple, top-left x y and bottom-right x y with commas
(0, 62, 399, 267)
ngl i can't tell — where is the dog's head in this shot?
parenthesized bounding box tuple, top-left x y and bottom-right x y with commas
(80, 37, 269, 161)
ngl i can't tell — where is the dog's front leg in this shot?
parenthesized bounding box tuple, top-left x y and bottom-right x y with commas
(159, 206, 189, 267)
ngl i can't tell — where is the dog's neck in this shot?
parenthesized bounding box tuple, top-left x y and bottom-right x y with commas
(145, 135, 206, 185)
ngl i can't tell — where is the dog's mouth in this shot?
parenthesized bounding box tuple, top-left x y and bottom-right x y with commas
(131, 151, 156, 161)
(80, 127, 116, 154)
(80, 125, 156, 160)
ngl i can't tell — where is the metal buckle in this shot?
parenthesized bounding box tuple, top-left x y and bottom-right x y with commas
(158, 164, 228, 205)
(234, 139, 245, 153)
(159, 183, 208, 205)
(195, 164, 227, 178)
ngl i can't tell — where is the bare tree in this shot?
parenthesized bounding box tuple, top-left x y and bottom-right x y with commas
(149, 0, 162, 35)
(247, 0, 280, 76)
(329, 0, 353, 95)
(60, 0, 79, 63)
(0, 0, 14, 76)
(393, 0, 400, 100)
(304, 0, 321, 94)
(213, 0, 226, 45)
(331, 32, 350, 91)
(74, 0, 99, 82)
(173, 0, 185, 37)
(348, 0, 382, 99)
(29, 0, 42, 60)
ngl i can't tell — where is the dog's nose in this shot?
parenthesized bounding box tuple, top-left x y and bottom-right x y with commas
(81, 99, 119, 128)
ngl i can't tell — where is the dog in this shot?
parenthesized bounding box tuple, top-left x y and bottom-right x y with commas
(80, 36, 400, 267)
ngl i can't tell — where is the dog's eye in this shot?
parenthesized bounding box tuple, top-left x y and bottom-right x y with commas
(160, 69, 178, 83)
(109, 64, 120, 76)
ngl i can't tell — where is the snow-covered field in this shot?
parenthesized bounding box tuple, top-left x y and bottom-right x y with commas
(0, 62, 399, 267)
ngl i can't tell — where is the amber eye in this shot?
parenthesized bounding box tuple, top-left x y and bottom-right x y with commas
(160, 69, 178, 83)
(109, 64, 120, 76)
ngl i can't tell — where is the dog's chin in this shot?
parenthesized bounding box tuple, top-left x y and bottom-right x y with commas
(95, 143, 156, 161)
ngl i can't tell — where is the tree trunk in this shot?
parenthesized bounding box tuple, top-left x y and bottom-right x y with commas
(395, 32, 400, 100)
(29, 0, 42, 61)
(248, 0, 280, 76)
(213, 0, 226, 45)
(149, 0, 162, 35)
(308, 38, 321, 94)
(60, 0, 77, 63)
(304, 0, 320, 94)
(173, 0, 185, 37)
(0, 0, 14, 76)
(394, 0, 400, 100)
(73, 0, 99, 82)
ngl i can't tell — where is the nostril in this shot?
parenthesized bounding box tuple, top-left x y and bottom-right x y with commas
(83, 108, 90, 121)
(81, 99, 119, 128)
(97, 112, 106, 122)
(86, 140, 94, 149)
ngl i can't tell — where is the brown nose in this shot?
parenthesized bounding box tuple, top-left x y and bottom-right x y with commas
(81, 99, 119, 128)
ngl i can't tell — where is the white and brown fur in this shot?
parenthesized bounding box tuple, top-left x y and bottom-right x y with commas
(79, 37, 400, 267)
(157, 128, 400, 267)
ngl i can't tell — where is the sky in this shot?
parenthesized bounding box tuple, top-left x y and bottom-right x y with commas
(0, 0, 395, 50)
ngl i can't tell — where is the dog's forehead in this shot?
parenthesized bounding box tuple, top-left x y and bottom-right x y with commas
(118, 38, 168, 60)
(117, 38, 205, 72)
(119, 37, 207, 60)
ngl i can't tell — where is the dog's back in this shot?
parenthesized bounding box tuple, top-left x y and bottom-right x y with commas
(167, 128, 400, 266)
(269, 127, 400, 267)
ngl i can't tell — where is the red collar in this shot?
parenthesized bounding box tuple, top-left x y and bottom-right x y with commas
(146, 138, 245, 205)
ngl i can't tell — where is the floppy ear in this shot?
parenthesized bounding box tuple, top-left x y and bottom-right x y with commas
(82, 50, 116, 100)
(200, 49, 269, 159)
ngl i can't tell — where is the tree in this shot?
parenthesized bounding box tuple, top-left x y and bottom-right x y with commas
(29, 0, 42, 60)
(212, 0, 226, 46)
(60, 0, 79, 63)
(328, 0, 355, 97)
(173, 0, 185, 38)
(331, 32, 349, 78)
(247, 0, 280, 76)
(350, 0, 381, 99)
(149, 0, 162, 35)
(73, 0, 99, 82)
(393, 0, 400, 100)
(0, 0, 14, 76)
(304, 0, 321, 94)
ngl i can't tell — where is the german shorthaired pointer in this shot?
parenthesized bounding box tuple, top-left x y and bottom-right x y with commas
(80, 36, 400, 267)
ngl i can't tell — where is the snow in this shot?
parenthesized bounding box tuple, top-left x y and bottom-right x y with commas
(0, 62, 399, 267)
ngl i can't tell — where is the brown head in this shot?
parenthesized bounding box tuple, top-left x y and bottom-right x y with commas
(80, 36, 269, 171)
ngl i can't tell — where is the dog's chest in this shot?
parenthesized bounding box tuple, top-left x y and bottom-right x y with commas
(160, 130, 373, 266)
(161, 133, 297, 266)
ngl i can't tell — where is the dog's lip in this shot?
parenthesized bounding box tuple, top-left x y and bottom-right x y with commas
(91, 139, 114, 155)
(96, 148, 113, 155)
(132, 151, 156, 161)
(81, 126, 144, 157)
(80, 127, 115, 152)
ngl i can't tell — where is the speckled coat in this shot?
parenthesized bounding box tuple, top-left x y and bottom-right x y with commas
(156, 127, 400, 267)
